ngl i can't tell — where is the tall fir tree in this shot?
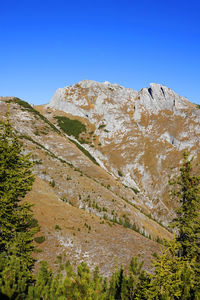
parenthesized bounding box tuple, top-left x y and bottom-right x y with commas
(147, 152, 200, 299)
(170, 153, 200, 256)
(147, 241, 196, 299)
(170, 152, 200, 285)
(0, 114, 36, 268)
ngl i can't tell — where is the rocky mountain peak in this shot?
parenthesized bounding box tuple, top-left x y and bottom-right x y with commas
(48, 79, 138, 119)
(47, 80, 197, 137)
(136, 83, 191, 114)
(78, 79, 119, 89)
(47, 80, 199, 214)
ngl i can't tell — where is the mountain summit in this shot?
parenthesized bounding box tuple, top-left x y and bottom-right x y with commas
(48, 80, 193, 117)
(47, 80, 199, 225)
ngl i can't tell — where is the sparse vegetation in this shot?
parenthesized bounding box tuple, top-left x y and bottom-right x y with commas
(130, 187, 140, 194)
(69, 138, 99, 166)
(78, 193, 162, 242)
(6, 97, 60, 133)
(61, 197, 74, 206)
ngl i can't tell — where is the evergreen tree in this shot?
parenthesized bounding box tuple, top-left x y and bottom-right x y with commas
(170, 152, 200, 260)
(170, 152, 200, 287)
(147, 152, 200, 299)
(126, 257, 150, 300)
(147, 241, 196, 299)
(0, 115, 36, 268)
(0, 253, 32, 300)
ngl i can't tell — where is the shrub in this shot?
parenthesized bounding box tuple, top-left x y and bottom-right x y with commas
(50, 180, 55, 187)
(55, 224, 61, 231)
(118, 170, 123, 177)
(34, 236, 45, 244)
(98, 124, 106, 129)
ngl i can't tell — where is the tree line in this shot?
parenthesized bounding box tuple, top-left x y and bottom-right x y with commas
(0, 116, 199, 299)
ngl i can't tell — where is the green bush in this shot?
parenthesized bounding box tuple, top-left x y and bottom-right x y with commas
(34, 236, 45, 244)
(55, 224, 61, 231)
(50, 180, 55, 187)
(98, 124, 106, 129)
(118, 170, 123, 177)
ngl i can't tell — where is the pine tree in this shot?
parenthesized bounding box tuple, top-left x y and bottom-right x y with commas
(147, 241, 196, 299)
(170, 152, 200, 260)
(170, 151, 200, 287)
(0, 253, 32, 300)
(0, 115, 36, 268)
(147, 152, 200, 299)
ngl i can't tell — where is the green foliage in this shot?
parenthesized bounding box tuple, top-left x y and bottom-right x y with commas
(0, 116, 37, 299)
(0, 254, 32, 299)
(27, 261, 107, 299)
(49, 179, 55, 187)
(55, 224, 61, 231)
(0, 116, 37, 268)
(147, 153, 200, 299)
(34, 236, 45, 244)
(147, 241, 197, 299)
(28, 218, 39, 229)
(55, 115, 86, 140)
(27, 261, 59, 299)
(105, 256, 149, 300)
(170, 152, 200, 264)
(98, 124, 106, 129)
(118, 170, 123, 177)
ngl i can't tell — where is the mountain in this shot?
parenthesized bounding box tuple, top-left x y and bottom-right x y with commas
(0, 81, 199, 276)
(47, 80, 200, 224)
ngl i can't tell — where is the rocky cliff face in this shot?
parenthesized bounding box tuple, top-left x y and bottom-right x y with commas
(47, 80, 200, 224)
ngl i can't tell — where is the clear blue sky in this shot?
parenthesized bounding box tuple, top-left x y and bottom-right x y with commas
(0, 0, 200, 105)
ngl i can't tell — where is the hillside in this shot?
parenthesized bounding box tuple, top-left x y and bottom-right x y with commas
(0, 81, 199, 275)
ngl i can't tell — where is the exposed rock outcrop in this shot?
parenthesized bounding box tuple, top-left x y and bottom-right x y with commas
(47, 80, 200, 224)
